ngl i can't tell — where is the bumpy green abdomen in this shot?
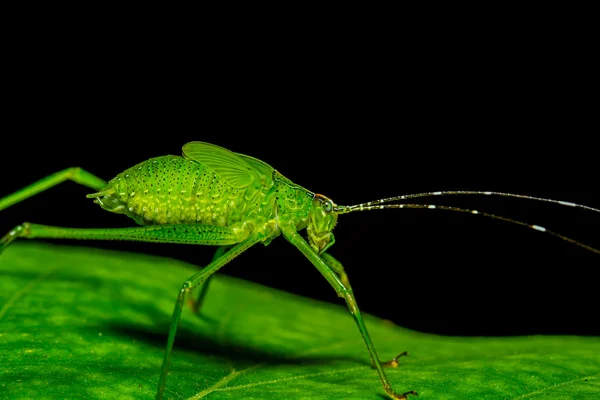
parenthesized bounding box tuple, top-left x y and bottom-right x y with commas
(96, 156, 254, 226)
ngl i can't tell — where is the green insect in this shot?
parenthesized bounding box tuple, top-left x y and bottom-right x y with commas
(1, 141, 599, 399)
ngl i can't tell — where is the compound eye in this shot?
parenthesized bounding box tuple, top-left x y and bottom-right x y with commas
(323, 200, 333, 212)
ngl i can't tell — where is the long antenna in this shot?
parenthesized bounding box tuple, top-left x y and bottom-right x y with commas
(351, 190, 600, 214)
(335, 194, 600, 255)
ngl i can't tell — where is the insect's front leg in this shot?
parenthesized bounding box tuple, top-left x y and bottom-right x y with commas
(284, 229, 417, 400)
(320, 252, 352, 292)
(321, 252, 410, 369)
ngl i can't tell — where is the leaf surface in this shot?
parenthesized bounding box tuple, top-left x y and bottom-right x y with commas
(1, 243, 599, 400)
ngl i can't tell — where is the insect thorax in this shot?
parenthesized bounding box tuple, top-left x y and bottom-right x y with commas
(93, 156, 273, 229)
(272, 171, 315, 231)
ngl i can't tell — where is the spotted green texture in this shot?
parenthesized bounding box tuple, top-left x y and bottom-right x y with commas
(1, 243, 599, 400)
(100, 155, 250, 226)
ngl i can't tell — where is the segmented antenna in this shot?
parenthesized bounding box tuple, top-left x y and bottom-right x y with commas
(356, 191, 600, 213)
(335, 191, 600, 255)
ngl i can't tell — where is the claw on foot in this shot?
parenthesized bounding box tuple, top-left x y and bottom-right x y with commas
(387, 388, 418, 400)
(396, 390, 418, 399)
(377, 351, 409, 368)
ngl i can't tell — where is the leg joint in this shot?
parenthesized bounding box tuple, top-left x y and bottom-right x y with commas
(181, 279, 197, 292)
(67, 167, 82, 179)
(12, 222, 31, 237)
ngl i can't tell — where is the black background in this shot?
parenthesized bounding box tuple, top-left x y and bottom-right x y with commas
(2, 26, 598, 337)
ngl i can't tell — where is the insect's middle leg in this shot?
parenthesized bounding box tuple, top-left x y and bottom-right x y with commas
(155, 235, 261, 400)
(0, 167, 106, 211)
(0, 220, 260, 400)
(322, 252, 409, 368)
(187, 246, 230, 316)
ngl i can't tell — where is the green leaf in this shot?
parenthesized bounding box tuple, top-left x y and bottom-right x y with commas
(1, 243, 599, 400)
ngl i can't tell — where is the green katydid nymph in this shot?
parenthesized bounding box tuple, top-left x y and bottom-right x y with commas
(1, 141, 598, 400)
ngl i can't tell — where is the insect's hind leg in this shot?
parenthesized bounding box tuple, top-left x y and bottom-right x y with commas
(0, 222, 242, 255)
(0, 167, 107, 211)
(322, 252, 410, 368)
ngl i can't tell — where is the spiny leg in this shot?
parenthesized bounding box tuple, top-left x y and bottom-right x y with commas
(321, 252, 352, 291)
(322, 252, 410, 369)
(1, 222, 241, 254)
(0, 167, 107, 211)
(155, 235, 260, 400)
(187, 246, 230, 315)
(284, 229, 417, 400)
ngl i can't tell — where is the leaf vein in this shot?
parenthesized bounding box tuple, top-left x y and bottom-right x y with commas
(189, 364, 264, 399)
(510, 372, 600, 399)
(0, 265, 58, 321)
(215, 365, 365, 392)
